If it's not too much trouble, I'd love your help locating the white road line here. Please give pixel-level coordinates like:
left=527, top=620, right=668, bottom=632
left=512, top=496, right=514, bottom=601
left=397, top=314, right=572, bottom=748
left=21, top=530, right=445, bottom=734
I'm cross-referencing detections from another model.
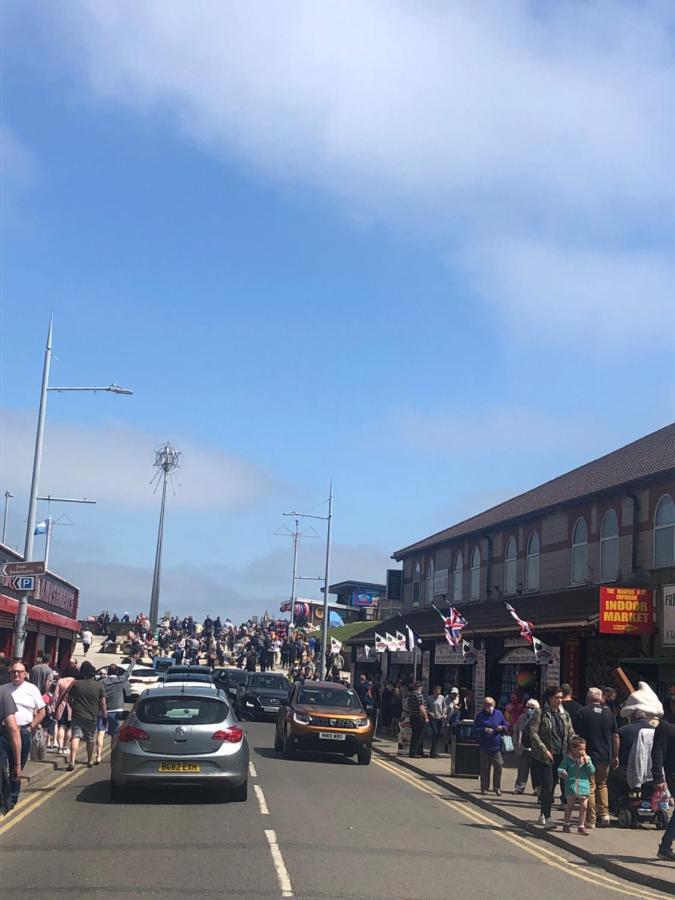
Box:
left=249, top=761, right=258, bottom=778
left=265, top=828, right=293, bottom=897
left=254, top=784, right=269, bottom=815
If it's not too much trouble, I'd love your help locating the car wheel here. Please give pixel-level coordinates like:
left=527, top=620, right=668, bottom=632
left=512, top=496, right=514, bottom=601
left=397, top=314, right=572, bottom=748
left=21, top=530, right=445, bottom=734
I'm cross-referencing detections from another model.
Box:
left=357, top=749, right=372, bottom=766
left=274, top=730, right=283, bottom=752
left=109, top=779, right=129, bottom=803
left=283, top=730, right=295, bottom=759
left=229, top=779, right=248, bottom=802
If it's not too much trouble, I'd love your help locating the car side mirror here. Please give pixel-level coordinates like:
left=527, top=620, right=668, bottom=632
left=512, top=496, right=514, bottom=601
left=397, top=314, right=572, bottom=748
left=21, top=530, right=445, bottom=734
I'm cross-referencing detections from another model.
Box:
left=116, top=711, right=130, bottom=721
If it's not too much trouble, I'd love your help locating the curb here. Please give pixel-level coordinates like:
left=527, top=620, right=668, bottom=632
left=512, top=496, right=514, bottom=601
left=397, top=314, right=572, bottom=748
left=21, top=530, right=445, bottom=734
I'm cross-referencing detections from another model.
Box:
left=373, top=746, right=674, bottom=895
left=22, top=756, right=65, bottom=790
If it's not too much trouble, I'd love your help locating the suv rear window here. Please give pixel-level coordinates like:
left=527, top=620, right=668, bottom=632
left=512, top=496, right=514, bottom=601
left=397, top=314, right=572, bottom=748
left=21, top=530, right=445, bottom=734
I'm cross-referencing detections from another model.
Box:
left=136, top=697, right=227, bottom=725
left=298, top=687, right=360, bottom=709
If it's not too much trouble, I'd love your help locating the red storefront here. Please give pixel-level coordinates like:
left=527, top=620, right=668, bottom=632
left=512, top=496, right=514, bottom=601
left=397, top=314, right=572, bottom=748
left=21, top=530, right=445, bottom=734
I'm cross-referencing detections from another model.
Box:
left=0, top=594, right=80, bottom=667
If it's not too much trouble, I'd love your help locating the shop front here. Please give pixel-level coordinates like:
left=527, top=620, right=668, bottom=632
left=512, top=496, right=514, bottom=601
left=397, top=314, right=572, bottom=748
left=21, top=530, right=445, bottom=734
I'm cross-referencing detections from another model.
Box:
left=0, top=594, right=79, bottom=665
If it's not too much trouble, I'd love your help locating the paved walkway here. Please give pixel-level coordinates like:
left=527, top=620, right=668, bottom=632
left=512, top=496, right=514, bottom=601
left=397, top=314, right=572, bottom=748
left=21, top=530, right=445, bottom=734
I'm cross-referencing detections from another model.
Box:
left=372, top=732, right=675, bottom=894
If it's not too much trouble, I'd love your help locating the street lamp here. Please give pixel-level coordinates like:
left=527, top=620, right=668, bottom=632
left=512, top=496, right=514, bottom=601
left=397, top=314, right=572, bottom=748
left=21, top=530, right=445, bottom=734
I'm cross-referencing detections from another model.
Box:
left=14, top=315, right=133, bottom=658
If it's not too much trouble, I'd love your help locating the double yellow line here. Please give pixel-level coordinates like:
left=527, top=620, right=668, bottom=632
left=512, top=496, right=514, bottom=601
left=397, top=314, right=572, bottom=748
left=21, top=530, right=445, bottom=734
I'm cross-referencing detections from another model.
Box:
left=373, top=758, right=666, bottom=900
left=0, top=748, right=111, bottom=838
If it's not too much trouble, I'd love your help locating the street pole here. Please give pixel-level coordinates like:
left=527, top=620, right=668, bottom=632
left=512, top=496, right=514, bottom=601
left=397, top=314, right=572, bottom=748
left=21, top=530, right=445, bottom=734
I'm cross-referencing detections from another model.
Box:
left=289, top=519, right=299, bottom=630
left=319, top=482, right=333, bottom=680
left=2, top=491, right=13, bottom=544
left=14, top=316, right=53, bottom=659
left=43, top=518, right=53, bottom=570
left=149, top=470, right=168, bottom=630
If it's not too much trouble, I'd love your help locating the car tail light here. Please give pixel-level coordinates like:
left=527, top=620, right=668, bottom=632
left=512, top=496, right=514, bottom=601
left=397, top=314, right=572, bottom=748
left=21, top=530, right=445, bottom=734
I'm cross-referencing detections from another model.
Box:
left=117, top=724, right=150, bottom=742
left=211, top=726, right=244, bottom=743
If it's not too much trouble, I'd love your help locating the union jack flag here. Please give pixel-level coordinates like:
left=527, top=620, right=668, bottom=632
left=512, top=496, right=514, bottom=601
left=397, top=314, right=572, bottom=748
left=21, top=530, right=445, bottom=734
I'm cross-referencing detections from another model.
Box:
left=505, top=603, right=535, bottom=644
left=433, top=605, right=467, bottom=648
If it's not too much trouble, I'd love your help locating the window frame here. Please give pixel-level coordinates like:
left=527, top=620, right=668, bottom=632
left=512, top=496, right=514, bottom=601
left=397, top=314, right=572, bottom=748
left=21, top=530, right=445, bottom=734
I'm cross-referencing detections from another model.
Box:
left=426, top=560, right=435, bottom=606
left=525, top=531, right=540, bottom=592
left=654, top=493, right=675, bottom=569
left=599, top=509, right=619, bottom=583
left=412, top=562, right=421, bottom=608
left=503, top=536, right=517, bottom=595
left=469, top=546, right=481, bottom=601
left=453, top=551, right=463, bottom=604
left=570, top=517, right=588, bottom=585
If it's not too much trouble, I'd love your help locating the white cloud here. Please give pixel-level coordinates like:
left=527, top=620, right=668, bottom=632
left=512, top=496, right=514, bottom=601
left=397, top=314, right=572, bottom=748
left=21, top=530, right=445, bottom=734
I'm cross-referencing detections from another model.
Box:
left=1, top=409, right=276, bottom=511
left=32, top=0, right=674, bottom=346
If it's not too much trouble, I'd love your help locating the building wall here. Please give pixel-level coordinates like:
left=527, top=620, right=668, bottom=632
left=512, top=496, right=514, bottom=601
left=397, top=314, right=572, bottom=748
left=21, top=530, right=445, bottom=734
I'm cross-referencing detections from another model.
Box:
left=401, top=476, right=675, bottom=612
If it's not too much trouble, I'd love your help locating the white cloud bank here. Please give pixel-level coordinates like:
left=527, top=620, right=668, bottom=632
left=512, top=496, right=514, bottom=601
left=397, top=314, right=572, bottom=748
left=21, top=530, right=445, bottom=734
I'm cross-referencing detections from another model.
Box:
left=32, top=0, right=675, bottom=346
left=1, top=409, right=275, bottom=511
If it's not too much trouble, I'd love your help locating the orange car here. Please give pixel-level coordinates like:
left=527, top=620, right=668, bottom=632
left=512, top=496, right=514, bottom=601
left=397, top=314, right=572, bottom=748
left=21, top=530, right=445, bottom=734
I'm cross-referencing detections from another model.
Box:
left=274, top=680, right=374, bottom=764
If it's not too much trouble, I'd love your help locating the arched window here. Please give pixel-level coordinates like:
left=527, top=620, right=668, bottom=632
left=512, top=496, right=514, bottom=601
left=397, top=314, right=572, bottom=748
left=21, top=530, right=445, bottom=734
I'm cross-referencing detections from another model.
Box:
left=412, top=562, right=421, bottom=608
left=453, top=552, right=463, bottom=604
left=654, top=494, right=675, bottom=568
left=571, top=517, right=588, bottom=585
left=469, top=546, right=481, bottom=601
left=426, top=560, right=435, bottom=606
left=600, top=509, right=619, bottom=582
left=525, top=532, right=540, bottom=592
left=504, top=537, right=517, bottom=595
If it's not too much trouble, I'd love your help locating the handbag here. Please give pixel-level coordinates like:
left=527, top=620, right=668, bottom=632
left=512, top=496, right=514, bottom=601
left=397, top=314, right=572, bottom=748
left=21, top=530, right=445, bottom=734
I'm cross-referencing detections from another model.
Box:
left=501, top=734, right=515, bottom=753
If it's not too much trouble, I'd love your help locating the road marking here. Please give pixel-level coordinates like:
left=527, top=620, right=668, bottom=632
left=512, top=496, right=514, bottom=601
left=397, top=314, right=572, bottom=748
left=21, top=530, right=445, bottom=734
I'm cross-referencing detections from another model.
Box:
left=372, top=759, right=665, bottom=900
left=249, top=761, right=258, bottom=778
left=0, top=748, right=111, bottom=837
left=254, top=783, right=269, bottom=815
left=265, top=828, right=293, bottom=897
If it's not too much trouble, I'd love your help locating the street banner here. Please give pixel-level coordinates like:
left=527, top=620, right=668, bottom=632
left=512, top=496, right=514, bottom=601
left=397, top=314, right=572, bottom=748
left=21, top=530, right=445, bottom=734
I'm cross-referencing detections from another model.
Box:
left=661, top=585, right=675, bottom=646
left=374, top=632, right=387, bottom=653
left=599, top=587, right=654, bottom=635
left=395, top=630, right=407, bottom=651
left=385, top=632, right=398, bottom=651
left=505, top=603, right=534, bottom=644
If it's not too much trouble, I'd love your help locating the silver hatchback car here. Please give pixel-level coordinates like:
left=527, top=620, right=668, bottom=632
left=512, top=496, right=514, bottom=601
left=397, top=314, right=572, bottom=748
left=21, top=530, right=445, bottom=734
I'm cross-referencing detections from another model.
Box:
left=110, top=685, right=248, bottom=802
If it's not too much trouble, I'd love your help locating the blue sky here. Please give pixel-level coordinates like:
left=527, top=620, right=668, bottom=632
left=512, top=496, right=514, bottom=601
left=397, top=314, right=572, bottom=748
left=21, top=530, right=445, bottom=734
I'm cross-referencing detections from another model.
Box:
left=1, top=1, right=673, bottom=620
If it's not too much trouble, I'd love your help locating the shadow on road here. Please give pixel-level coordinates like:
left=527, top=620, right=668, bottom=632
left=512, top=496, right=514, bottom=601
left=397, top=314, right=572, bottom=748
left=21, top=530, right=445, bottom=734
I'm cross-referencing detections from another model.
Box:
left=75, top=779, right=232, bottom=806
left=253, top=745, right=357, bottom=765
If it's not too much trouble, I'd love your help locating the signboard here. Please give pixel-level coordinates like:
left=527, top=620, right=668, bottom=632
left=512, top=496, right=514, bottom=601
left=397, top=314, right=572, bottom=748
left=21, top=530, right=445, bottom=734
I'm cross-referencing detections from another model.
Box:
left=421, top=650, right=430, bottom=694
left=0, top=561, right=46, bottom=577
left=433, top=568, right=449, bottom=596
left=544, top=647, right=561, bottom=687
left=563, top=639, right=581, bottom=698
left=12, top=576, right=35, bottom=591
left=352, top=591, right=379, bottom=607
left=599, top=587, right=654, bottom=635
left=32, top=577, right=78, bottom=616
left=663, top=584, right=675, bottom=647
left=474, top=649, right=486, bottom=709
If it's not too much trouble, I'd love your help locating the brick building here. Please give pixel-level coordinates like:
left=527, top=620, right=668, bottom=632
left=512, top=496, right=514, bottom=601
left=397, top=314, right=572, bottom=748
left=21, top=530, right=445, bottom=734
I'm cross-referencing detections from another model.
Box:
left=348, top=423, right=675, bottom=703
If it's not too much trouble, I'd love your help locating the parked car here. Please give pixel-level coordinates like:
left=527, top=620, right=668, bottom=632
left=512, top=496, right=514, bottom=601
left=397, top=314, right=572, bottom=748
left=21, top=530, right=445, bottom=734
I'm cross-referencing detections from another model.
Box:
left=274, top=681, right=373, bottom=764
left=235, top=672, right=290, bottom=720
left=110, top=685, right=248, bottom=802
left=97, top=665, right=163, bottom=702
left=212, top=668, right=248, bottom=706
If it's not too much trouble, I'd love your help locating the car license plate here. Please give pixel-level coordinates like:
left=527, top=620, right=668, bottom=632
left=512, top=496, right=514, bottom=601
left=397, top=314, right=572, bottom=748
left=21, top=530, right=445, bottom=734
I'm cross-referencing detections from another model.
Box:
left=263, top=707, right=278, bottom=713
left=158, top=763, right=201, bottom=772
left=318, top=732, right=346, bottom=741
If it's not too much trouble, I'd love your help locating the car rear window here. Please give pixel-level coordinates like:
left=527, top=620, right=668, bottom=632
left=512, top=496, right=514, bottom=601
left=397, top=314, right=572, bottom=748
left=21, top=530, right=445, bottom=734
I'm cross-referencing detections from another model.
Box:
left=136, top=697, right=226, bottom=725
left=164, top=673, right=212, bottom=683
left=298, top=687, right=360, bottom=708
left=221, top=670, right=247, bottom=684
left=131, top=669, right=159, bottom=678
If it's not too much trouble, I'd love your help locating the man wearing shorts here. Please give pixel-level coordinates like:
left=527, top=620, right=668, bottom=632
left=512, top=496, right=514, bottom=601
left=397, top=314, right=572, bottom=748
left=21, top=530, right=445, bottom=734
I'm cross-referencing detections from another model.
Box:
left=68, top=661, right=106, bottom=771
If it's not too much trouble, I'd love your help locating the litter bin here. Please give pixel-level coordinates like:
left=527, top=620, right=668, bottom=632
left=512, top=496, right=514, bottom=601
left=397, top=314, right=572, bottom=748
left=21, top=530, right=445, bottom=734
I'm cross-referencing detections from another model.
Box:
left=451, top=719, right=480, bottom=776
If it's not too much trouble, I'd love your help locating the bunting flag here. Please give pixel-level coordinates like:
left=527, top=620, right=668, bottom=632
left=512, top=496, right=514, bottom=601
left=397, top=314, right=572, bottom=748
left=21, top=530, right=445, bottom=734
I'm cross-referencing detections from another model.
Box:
left=405, top=624, right=422, bottom=652
left=330, top=637, right=343, bottom=654
left=385, top=632, right=398, bottom=651
left=395, top=630, right=407, bottom=652
left=433, top=604, right=467, bottom=648
left=364, top=644, right=372, bottom=659
left=532, top=636, right=554, bottom=665
left=374, top=632, right=387, bottom=653
left=505, top=603, right=535, bottom=644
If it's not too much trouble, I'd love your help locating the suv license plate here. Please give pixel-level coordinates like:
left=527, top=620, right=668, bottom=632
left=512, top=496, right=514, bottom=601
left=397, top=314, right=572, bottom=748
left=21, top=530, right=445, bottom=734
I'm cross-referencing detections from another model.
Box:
left=318, top=732, right=346, bottom=741
left=263, top=707, right=278, bottom=713
left=158, top=763, right=201, bottom=772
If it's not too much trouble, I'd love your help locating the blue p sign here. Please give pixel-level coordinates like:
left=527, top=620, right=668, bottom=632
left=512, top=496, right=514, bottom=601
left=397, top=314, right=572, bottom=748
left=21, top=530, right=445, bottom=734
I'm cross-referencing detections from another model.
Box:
left=19, top=576, right=35, bottom=590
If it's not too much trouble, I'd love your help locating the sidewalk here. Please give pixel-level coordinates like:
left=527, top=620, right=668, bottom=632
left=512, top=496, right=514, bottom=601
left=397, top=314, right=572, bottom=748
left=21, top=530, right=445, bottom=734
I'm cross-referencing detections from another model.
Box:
left=372, top=734, right=675, bottom=895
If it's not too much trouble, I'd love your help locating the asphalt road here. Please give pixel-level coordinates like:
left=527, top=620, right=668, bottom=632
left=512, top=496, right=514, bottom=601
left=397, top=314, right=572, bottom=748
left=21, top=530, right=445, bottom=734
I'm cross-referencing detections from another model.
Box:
left=1, top=720, right=670, bottom=900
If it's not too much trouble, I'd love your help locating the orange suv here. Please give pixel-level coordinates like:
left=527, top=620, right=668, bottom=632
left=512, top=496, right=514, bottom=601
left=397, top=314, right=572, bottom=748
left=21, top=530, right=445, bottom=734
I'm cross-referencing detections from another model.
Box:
left=274, top=681, right=374, bottom=765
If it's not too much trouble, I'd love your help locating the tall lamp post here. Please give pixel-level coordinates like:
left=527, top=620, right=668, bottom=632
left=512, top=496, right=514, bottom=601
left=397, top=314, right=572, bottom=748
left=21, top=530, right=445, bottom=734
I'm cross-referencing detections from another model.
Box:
left=149, top=442, right=181, bottom=629
left=13, top=316, right=133, bottom=659
left=284, top=482, right=333, bottom=678
left=2, top=491, right=14, bottom=544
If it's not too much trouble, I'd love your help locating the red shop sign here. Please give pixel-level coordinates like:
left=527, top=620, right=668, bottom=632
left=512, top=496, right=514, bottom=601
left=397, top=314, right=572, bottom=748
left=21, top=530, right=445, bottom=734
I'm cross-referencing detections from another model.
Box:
left=599, top=587, right=654, bottom=635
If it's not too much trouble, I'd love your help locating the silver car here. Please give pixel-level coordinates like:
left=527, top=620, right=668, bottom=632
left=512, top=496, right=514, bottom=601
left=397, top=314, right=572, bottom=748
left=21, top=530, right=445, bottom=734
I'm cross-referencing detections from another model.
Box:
left=110, top=685, right=248, bottom=802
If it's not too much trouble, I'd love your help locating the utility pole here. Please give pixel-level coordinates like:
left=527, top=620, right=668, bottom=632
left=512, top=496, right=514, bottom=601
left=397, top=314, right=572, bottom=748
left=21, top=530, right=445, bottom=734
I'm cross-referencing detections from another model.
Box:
left=276, top=518, right=319, bottom=629
left=2, top=491, right=13, bottom=544
left=149, top=443, right=181, bottom=629
left=35, top=496, right=97, bottom=570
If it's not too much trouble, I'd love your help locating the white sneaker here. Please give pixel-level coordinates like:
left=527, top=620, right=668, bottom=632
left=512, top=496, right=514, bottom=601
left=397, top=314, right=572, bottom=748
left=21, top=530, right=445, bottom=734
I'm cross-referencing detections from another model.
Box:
left=544, top=819, right=558, bottom=830
left=537, top=814, right=546, bottom=825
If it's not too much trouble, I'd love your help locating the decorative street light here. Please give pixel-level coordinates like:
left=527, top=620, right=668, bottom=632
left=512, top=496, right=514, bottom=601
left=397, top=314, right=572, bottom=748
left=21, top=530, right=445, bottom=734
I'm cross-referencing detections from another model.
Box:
left=148, top=442, right=181, bottom=628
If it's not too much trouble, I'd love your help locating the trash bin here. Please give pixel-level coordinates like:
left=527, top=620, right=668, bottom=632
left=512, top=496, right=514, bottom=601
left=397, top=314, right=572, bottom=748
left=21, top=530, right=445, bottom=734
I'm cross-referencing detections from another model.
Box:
left=451, top=719, right=481, bottom=776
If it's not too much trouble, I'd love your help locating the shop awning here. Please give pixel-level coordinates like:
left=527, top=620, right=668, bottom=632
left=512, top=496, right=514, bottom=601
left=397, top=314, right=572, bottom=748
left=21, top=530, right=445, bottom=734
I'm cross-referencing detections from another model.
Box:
left=346, top=586, right=600, bottom=645
left=0, top=594, right=80, bottom=632
left=619, top=657, right=675, bottom=666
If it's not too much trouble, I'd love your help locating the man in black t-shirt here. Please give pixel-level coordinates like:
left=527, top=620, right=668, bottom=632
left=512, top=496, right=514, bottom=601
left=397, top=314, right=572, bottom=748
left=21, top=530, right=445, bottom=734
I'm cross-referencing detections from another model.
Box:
left=573, top=687, right=619, bottom=828
left=67, top=662, right=106, bottom=771
left=561, top=684, right=582, bottom=720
